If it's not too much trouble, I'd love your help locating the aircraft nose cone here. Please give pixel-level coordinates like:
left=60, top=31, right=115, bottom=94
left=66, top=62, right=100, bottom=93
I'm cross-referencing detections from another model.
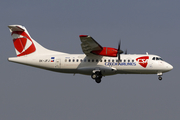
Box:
left=167, top=64, right=173, bottom=71
left=169, top=64, right=173, bottom=70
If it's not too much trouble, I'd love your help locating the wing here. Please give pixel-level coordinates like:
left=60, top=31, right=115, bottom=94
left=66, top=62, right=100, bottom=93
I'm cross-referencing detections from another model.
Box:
left=79, top=35, right=103, bottom=55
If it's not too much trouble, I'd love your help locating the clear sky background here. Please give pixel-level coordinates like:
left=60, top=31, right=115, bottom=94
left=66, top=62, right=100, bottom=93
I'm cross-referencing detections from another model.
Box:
left=0, top=0, right=179, bottom=120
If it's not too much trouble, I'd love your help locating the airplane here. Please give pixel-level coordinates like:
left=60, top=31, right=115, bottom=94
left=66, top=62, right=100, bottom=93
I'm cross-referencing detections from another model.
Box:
left=8, top=25, right=173, bottom=83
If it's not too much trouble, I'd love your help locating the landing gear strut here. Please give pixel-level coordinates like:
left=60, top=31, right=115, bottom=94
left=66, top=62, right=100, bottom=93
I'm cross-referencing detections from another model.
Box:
left=91, top=71, right=102, bottom=83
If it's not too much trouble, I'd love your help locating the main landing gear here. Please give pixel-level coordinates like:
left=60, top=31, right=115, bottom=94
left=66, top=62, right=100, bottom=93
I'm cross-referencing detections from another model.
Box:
left=91, top=71, right=102, bottom=83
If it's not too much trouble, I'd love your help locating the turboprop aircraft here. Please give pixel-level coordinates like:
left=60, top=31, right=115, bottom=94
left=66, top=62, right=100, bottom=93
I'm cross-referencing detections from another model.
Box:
left=8, top=25, right=173, bottom=83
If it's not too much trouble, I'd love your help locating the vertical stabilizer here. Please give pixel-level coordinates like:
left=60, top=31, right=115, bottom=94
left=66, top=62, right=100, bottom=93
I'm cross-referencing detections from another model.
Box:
left=8, top=25, right=63, bottom=57
left=8, top=25, right=37, bottom=56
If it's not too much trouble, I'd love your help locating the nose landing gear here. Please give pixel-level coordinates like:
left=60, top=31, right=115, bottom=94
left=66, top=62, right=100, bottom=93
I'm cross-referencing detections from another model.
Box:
left=157, top=72, right=163, bottom=81
left=158, top=76, right=162, bottom=80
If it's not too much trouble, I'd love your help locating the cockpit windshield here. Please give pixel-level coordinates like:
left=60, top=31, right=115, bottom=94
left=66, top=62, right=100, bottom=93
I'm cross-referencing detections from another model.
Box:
left=152, top=57, right=163, bottom=61
left=159, top=58, right=163, bottom=60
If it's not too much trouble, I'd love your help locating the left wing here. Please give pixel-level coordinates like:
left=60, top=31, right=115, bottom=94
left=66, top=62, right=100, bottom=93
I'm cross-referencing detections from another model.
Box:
left=79, top=35, right=103, bottom=55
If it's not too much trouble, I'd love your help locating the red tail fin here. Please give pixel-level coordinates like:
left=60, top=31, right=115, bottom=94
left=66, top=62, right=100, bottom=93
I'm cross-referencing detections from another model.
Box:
left=9, top=25, right=36, bottom=56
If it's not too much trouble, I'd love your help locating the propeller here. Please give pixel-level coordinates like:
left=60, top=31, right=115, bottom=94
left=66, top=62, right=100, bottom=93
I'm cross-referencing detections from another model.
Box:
left=117, top=40, right=124, bottom=63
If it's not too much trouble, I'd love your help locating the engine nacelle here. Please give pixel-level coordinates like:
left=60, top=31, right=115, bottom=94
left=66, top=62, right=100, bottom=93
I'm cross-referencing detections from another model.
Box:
left=91, top=47, right=118, bottom=57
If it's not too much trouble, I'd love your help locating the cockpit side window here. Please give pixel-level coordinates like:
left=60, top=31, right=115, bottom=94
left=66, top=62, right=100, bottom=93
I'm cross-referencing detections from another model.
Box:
left=156, top=57, right=159, bottom=60
left=152, top=57, right=155, bottom=60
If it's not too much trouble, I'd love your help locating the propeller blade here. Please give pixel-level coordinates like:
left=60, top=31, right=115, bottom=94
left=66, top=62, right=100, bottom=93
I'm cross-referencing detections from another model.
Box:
left=118, top=41, right=120, bottom=52
left=118, top=53, right=120, bottom=62
left=125, top=49, right=127, bottom=54
left=117, top=40, right=123, bottom=63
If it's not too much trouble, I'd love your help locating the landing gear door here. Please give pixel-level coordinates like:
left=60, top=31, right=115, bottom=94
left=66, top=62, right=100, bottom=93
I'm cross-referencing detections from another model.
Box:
left=55, top=59, right=61, bottom=68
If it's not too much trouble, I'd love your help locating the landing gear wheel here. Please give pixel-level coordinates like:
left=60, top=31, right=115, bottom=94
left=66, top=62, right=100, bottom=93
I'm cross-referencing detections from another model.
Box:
left=91, top=73, right=97, bottom=79
left=95, top=78, right=101, bottom=83
left=158, top=76, right=162, bottom=81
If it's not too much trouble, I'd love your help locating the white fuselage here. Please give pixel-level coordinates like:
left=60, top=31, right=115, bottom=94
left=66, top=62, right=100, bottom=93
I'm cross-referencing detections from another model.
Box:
left=8, top=53, right=173, bottom=76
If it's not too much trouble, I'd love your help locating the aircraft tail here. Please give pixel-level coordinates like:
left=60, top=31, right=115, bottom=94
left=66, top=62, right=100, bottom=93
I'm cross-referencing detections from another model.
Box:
left=8, top=25, right=61, bottom=57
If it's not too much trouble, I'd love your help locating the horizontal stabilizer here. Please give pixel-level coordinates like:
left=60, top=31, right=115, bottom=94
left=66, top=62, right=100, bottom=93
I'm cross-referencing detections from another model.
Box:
left=8, top=25, right=25, bottom=32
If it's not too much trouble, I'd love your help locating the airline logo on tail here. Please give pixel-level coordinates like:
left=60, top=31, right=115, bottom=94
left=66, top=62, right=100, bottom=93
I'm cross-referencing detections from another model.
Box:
left=12, top=31, right=36, bottom=56
left=136, top=56, right=149, bottom=68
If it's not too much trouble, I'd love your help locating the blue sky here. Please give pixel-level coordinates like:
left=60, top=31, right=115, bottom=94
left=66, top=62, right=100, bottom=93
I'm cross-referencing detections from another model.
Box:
left=0, top=0, right=179, bottom=120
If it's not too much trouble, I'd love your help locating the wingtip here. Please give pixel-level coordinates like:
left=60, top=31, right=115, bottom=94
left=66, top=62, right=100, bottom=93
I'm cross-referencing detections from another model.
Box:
left=79, top=35, right=88, bottom=37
